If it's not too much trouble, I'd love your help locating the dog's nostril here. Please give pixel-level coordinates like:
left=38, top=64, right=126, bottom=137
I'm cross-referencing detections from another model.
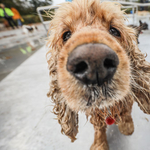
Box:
left=104, top=58, right=116, bottom=69
left=74, top=61, right=88, bottom=74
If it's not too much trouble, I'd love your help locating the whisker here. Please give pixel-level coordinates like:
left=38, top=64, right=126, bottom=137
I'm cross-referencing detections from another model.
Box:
left=105, top=82, right=108, bottom=100
left=87, top=94, right=92, bottom=106
left=85, top=79, right=116, bottom=106
left=102, top=84, right=105, bottom=97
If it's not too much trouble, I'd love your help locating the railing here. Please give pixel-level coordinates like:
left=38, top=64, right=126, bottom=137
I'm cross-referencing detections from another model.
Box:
left=122, top=5, right=137, bottom=24
left=37, top=1, right=150, bottom=32
left=37, top=5, right=58, bottom=32
left=107, top=1, right=150, bottom=25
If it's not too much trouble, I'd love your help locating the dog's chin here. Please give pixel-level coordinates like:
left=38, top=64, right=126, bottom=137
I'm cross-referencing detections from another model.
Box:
left=79, top=81, right=129, bottom=110
left=82, top=91, right=127, bottom=110
left=59, top=72, right=130, bottom=112
left=58, top=62, right=130, bottom=112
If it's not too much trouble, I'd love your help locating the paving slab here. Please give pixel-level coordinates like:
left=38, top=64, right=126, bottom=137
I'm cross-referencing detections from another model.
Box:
left=0, top=32, right=150, bottom=150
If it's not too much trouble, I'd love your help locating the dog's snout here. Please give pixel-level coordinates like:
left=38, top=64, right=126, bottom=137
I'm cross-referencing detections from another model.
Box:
left=67, top=43, right=119, bottom=86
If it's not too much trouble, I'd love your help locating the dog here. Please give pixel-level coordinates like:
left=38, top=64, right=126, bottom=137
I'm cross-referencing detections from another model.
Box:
left=47, top=0, right=150, bottom=149
left=22, top=25, right=38, bottom=34
left=128, top=20, right=149, bottom=44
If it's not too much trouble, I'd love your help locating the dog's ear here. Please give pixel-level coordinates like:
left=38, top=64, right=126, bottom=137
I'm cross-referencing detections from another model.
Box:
left=46, top=42, right=78, bottom=142
left=128, top=34, right=150, bottom=114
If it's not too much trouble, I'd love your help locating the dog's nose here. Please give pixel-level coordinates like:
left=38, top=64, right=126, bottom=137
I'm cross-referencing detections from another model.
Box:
left=67, top=43, right=119, bottom=86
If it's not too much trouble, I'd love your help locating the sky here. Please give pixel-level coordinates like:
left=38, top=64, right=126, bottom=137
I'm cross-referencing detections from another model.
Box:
left=53, top=0, right=66, bottom=5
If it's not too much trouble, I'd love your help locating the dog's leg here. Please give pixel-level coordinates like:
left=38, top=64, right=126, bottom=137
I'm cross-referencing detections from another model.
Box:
left=90, top=125, right=108, bottom=150
left=118, top=101, right=134, bottom=135
left=90, top=112, right=109, bottom=150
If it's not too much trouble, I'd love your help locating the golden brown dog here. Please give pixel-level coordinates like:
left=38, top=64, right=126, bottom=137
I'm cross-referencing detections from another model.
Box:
left=47, top=0, right=150, bottom=149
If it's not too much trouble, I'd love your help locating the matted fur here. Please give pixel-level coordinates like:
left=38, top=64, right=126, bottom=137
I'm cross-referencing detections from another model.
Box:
left=47, top=0, right=150, bottom=146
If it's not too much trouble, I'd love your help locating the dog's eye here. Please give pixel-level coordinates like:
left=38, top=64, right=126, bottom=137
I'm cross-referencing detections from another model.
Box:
left=62, top=31, right=71, bottom=42
left=109, top=27, right=120, bottom=37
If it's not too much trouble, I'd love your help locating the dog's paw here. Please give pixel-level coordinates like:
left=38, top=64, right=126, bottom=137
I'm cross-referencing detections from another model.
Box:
left=118, top=115, right=134, bottom=135
left=90, top=142, right=109, bottom=150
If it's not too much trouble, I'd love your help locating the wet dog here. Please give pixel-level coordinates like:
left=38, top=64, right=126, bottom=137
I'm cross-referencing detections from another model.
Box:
left=47, top=0, right=150, bottom=149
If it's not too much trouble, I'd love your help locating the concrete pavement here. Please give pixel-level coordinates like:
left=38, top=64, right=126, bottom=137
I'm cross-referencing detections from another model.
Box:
left=0, top=32, right=150, bottom=150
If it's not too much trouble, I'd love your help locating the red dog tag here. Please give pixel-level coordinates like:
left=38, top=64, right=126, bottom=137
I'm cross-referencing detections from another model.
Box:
left=106, top=116, right=115, bottom=125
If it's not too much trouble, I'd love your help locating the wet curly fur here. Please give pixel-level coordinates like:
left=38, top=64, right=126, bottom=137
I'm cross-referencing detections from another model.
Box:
left=47, top=0, right=150, bottom=149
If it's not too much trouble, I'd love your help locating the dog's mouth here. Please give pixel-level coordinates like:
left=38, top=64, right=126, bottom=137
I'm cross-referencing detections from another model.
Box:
left=83, top=79, right=116, bottom=106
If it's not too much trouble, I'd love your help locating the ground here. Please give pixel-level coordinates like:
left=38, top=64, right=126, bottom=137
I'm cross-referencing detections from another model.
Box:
left=0, top=24, right=46, bottom=81
left=0, top=30, right=150, bottom=150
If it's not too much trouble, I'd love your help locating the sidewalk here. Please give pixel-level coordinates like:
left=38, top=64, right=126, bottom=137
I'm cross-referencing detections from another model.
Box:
left=0, top=33, right=150, bottom=150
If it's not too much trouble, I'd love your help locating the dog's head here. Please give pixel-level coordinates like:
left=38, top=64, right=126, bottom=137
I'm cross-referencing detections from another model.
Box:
left=48, top=0, right=135, bottom=111
left=47, top=0, right=150, bottom=141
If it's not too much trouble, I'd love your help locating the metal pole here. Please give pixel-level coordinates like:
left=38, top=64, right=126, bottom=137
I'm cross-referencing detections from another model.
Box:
left=37, top=9, right=48, bottom=32
left=132, top=5, right=134, bottom=24
left=136, top=5, right=138, bottom=25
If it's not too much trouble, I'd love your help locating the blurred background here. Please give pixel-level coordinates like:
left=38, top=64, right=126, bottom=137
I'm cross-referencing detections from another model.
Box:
left=0, top=0, right=150, bottom=150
